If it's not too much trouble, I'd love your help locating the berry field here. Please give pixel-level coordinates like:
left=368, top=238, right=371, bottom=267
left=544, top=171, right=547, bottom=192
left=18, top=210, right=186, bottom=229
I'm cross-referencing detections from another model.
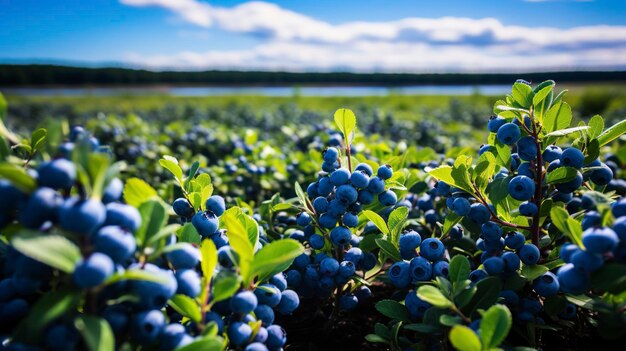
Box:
left=0, top=80, right=625, bottom=351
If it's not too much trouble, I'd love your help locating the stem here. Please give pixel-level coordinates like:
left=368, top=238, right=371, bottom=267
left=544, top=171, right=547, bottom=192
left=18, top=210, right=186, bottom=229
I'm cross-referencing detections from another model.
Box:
left=473, top=185, right=532, bottom=231
left=451, top=305, right=472, bottom=324
left=530, top=111, right=543, bottom=248
left=346, top=144, right=353, bottom=173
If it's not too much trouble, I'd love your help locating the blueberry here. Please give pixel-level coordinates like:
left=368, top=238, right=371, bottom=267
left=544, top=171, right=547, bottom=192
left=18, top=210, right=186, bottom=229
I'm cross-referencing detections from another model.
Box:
left=59, top=198, right=106, bottom=235
left=254, top=304, right=275, bottom=326
left=218, top=246, right=238, bottom=268
left=488, top=116, right=506, bottom=133
left=73, top=253, right=114, bottom=288
left=318, top=177, right=334, bottom=196
left=543, top=145, right=562, bottom=162
left=518, top=244, right=540, bottom=265
left=481, top=221, right=502, bottom=241
left=339, top=260, right=356, bottom=278
left=468, top=203, right=490, bottom=224
left=496, top=123, right=521, bottom=145
left=517, top=162, right=534, bottom=178
left=131, top=310, right=165, bottom=344
left=483, top=256, right=504, bottom=275
left=342, top=212, right=359, bottom=227
left=175, top=269, right=201, bottom=297
left=420, top=238, right=445, bottom=261
left=312, top=197, right=329, bottom=213
left=432, top=261, right=449, bottom=277
left=330, top=226, right=351, bottom=246
left=613, top=216, right=626, bottom=241
left=351, top=171, right=370, bottom=189
left=469, top=269, right=488, bottom=283
left=18, top=187, right=62, bottom=229
left=269, top=273, right=287, bottom=291
left=104, top=203, right=142, bottom=233
left=399, top=230, right=422, bottom=260
left=361, top=252, right=377, bottom=271
left=570, top=250, right=603, bottom=272
left=231, top=291, right=258, bottom=314
left=330, top=168, right=350, bottom=186
left=409, top=256, right=432, bottom=281
left=452, top=197, right=471, bottom=216
left=405, top=290, right=431, bottom=318
left=508, top=175, right=535, bottom=201
left=501, top=251, right=521, bottom=271
left=319, top=213, right=338, bottom=229
left=191, top=211, right=219, bottom=236
left=559, top=243, right=580, bottom=263
left=320, top=257, right=340, bottom=276
left=499, top=290, right=519, bottom=306
left=158, top=324, right=191, bottom=351
left=557, top=263, right=589, bottom=294
left=166, top=243, right=200, bottom=269
left=355, top=163, right=374, bottom=176
left=517, top=136, right=537, bottom=161
left=336, top=185, right=358, bottom=204
left=205, top=195, right=226, bottom=216
left=590, top=165, right=613, bottom=186
left=560, top=148, right=585, bottom=169
left=37, top=159, right=76, bottom=190
left=323, top=147, right=339, bottom=163
left=228, top=321, right=252, bottom=347
left=555, top=171, right=583, bottom=193
left=245, top=342, right=269, bottom=351
left=296, top=212, right=312, bottom=227
left=378, top=190, right=397, bottom=207
left=367, top=176, right=385, bottom=194
left=94, top=226, right=137, bottom=263
left=45, top=324, right=79, bottom=351
left=266, top=325, right=287, bottom=349
left=581, top=211, right=601, bottom=230
left=172, top=198, right=194, bottom=217
left=344, top=247, right=363, bottom=266
left=582, top=227, right=619, bottom=254
left=519, top=201, right=538, bottom=217
left=309, top=233, right=325, bottom=249
left=449, top=225, right=463, bottom=240
left=612, top=198, right=626, bottom=218
left=129, top=264, right=178, bottom=309
left=276, top=289, right=299, bottom=315
left=377, top=164, right=393, bottom=180
left=338, top=294, right=359, bottom=311
left=358, top=190, right=374, bottom=204
left=204, top=311, right=224, bottom=334
left=388, top=261, right=411, bottom=288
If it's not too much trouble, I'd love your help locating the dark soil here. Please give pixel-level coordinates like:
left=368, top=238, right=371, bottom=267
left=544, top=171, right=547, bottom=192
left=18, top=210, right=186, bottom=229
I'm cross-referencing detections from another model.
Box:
left=276, top=284, right=394, bottom=351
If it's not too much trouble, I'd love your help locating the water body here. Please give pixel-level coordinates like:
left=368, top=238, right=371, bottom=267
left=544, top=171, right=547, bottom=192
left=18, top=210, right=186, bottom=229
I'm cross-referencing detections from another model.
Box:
left=1, top=84, right=512, bottom=97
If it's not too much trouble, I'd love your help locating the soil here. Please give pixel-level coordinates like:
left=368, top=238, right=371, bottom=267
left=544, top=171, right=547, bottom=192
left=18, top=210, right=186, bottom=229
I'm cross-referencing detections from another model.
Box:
left=276, top=284, right=394, bottom=351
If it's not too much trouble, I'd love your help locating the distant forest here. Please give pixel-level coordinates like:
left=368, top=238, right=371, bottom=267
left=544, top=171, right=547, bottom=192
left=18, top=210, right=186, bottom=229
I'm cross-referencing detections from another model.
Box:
left=1, top=64, right=626, bottom=86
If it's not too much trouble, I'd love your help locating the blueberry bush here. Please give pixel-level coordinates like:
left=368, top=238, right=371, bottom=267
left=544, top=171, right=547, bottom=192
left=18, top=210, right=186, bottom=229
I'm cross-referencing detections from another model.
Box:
left=0, top=80, right=625, bottom=351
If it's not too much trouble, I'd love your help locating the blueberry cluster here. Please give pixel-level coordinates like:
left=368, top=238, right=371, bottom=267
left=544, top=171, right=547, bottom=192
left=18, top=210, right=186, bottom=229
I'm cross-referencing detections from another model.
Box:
left=557, top=199, right=626, bottom=294
left=388, top=232, right=448, bottom=289
left=282, top=249, right=373, bottom=311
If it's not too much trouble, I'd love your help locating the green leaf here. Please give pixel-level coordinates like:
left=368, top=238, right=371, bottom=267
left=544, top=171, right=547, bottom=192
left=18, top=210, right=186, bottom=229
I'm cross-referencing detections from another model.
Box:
left=544, top=126, right=589, bottom=138
left=75, top=315, right=115, bottom=351
left=0, top=162, right=37, bottom=193
left=136, top=200, right=168, bottom=247
left=521, top=264, right=549, bottom=281
left=375, top=238, right=402, bottom=261
left=334, top=108, right=357, bottom=146
left=443, top=212, right=463, bottom=236
left=428, top=166, right=455, bottom=185
left=388, top=206, right=408, bottom=244
left=294, top=181, right=307, bottom=207
left=169, top=295, right=201, bottom=323
left=145, top=224, right=182, bottom=247
left=365, top=334, right=389, bottom=344
left=201, top=239, right=218, bottom=280
left=512, top=82, right=534, bottom=108
left=375, top=299, right=410, bottom=322
left=474, top=152, right=497, bottom=192
left=417, top=285, right=452, bottom=309
left=30, top=128, right=47, bottom=153
left=597, top=119, right=626, bottom=147
left=211, top=271, right=241, bottom=303
left=462, top=277, right=502, bottom=317
left=546, top=166, right=579, bottom=184
left=587, top=115, right=604, bottom=140
left=221, top=207, right=255, bottom=283
left=532, top=80, right=555, bottom=122
left=449, top=325, right=482, bottom=351
left=550, top=207, right=583, bottom=247
left=160, top=156, right=184, bottom=185
left=12, top=233, right=81, bottom=273
left=449, top=255, right=471, bottom=284
left=13, top=288, right=81, bottom=343
left=105, top=268, right=170, bottom=285
left=363, top=210, right=390, bottom=236
left=174, top=337, right=224, bottom=351
left=543, top=101, right=572, bottom=133
left=589, top=263, right=626, bottom=294
left=250, top=239, right=304, bottom=283
left=178, top=222, right=201, bottom=245
left=440, top=314, right=462, bottom=327
left=200, top=185, right=215, bottom=212
left=494, top=140, right=512, bottom=169
left=123, top=178, right=158, bottom=207
left=479, top=304, right=512, bottom=349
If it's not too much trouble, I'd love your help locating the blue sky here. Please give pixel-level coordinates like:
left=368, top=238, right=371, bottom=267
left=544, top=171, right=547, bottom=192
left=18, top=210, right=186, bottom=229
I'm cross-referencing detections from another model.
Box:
left=1, top=0, right=625, bottom=72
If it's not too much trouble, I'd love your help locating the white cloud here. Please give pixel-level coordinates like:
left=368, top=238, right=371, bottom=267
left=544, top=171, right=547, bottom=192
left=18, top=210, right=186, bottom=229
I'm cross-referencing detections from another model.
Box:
left=120, top=0, right=626, bottom=72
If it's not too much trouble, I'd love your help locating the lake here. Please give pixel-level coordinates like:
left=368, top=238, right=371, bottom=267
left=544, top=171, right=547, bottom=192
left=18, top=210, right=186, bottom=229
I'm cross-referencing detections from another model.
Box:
left=1, top=85, right=513, bottom=97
